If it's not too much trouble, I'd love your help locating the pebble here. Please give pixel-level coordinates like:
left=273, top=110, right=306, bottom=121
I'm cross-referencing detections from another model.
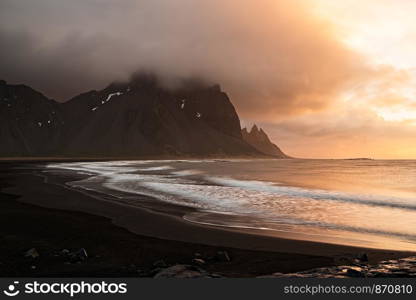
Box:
left=153, top=259, right=168, bottom=268
left=192, top=258, right=206, bottom=265
left=25, top=248, right=40, bottom=259
left=216, top=251, right=231, bottom=262
left=260, top=256, right=416, bottom=278
left=154, top=265, right=211, bottom=279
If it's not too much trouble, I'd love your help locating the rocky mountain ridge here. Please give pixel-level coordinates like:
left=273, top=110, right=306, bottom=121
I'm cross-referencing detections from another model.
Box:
left=242, top=125, right=288, bottom=158
left=0, top=76, right=288, bottom=158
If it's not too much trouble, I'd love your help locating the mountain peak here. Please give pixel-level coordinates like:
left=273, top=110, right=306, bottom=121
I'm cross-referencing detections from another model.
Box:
left=242, top=125, right=288, bottom=158
left=250, top=124, right=259, bottom=133
left=107, top=73, right=222, bottom=96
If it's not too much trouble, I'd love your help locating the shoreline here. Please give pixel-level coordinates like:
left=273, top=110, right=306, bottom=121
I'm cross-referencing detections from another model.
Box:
left=0, top=155, right=286, bottom=163
left=40, top=161, right=416, bottom=252
left=1, top=162, right=414, bottom=277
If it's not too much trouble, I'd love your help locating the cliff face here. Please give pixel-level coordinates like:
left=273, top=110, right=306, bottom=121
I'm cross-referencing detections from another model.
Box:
left=0, top=76, right=262, bottom=157
left=242, top=125, right=288, bottom=158
left=60, top=75, right=255, bottom=156
left=0, top=80, right=65, bottom=156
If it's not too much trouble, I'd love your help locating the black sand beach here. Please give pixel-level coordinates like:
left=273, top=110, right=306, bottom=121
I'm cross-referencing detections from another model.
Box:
left=0, top=161, right=414, bottom=277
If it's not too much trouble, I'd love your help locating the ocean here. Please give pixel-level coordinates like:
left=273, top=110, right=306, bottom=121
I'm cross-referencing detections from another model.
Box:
left=46, top=159, right=416, bottom=251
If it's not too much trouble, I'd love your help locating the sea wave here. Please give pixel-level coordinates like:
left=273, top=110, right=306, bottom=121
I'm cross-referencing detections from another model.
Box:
left=44, top=160, right=416, bottom=248
left=205, top=176, right=416, bottom=211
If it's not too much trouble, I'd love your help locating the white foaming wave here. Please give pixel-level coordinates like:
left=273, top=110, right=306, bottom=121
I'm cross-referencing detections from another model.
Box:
left=47, top=161, right=177, bottom=176
left=139, top=181, right=258, bottom=213
left=99, top=172, right=416, bottom=240
left=99, top=171, right=258, bottom=213
left=171, top=169, right=202, bottom=176
left=42, top=160, right=416, bottom=248
left=46, top=160, right=215, bottom=176
left=183, top=212, right=416, bottom=242
left=175, top=159, right=217, bottom=163
left=136, top=166, right=173, bottom=171
left=101, top=173, right=206, bottom=208
left=205, top=176, right=416, bottom=211
left=183, top=212, right=416, bottom=241
left=105, top=173, right=188, bottom=184
left=47, top=162, right=139, bottom=175
left=47, top=161, right=416, bottom=212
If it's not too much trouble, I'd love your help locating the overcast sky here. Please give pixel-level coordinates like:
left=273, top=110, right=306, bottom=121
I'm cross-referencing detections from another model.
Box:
left=1, top=0, right=416, bottom=158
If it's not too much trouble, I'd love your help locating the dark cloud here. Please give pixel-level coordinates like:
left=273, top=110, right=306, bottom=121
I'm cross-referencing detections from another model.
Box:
left=0, top=0, right=366, bottom=116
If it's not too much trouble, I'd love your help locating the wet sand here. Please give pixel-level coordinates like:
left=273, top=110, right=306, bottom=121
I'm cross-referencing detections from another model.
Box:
left=0, top=162, right=413, bottom=277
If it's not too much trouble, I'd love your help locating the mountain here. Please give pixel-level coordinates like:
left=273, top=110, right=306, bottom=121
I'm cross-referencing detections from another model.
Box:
left=1, top=75, right=287, bottom=158
left=59, top=74, right=257, bottom=157
left=242, top=125, right=288, bottom=158
left=0, top=80, right=65, bottom=156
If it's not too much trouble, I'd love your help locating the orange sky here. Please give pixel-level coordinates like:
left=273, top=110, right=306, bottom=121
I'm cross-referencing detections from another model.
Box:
left=245, top=0, right=416, bottom=159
